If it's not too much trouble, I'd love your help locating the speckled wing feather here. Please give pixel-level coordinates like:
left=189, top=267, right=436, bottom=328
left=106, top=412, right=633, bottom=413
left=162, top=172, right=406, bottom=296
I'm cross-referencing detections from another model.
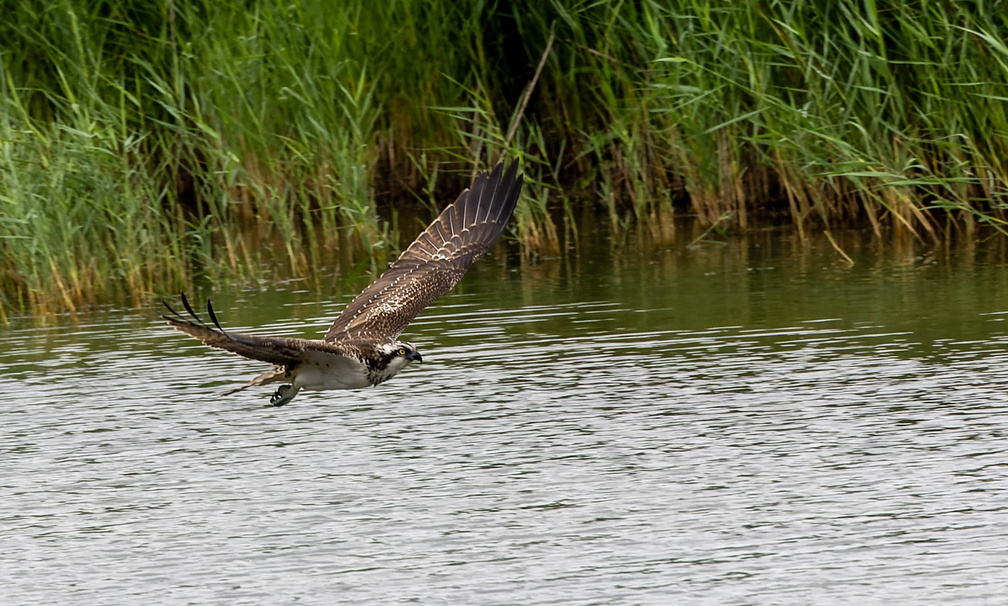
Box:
left=162, top=293, right=307, bottom=366
left=324, top=159, right=523, bottom=342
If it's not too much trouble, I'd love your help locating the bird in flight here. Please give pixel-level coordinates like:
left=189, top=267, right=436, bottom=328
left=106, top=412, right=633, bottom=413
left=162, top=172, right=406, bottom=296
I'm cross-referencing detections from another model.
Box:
left=163, top=159, right=522, bottom=406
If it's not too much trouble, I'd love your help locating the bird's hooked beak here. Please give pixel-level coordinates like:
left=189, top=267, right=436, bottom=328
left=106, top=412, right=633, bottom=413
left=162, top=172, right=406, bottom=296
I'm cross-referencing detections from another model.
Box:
left=407, top=351, right=423, bottom=363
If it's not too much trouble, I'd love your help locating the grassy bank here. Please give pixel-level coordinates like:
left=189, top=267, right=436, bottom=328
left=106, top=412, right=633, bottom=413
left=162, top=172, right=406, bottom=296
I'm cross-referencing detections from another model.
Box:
left=2, top=0, right=1007, bottom=320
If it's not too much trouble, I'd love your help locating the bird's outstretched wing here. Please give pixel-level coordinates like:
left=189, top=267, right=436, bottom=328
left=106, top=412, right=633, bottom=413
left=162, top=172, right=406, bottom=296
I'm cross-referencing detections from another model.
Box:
left=163, top=292, right=307, bottom=366
left=324, top=158, right=523, bottom=342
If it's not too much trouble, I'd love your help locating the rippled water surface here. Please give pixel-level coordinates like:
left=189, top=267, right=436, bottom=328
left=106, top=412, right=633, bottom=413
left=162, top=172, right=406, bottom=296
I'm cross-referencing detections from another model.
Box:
left=4, top=231, right=1008, bottom=604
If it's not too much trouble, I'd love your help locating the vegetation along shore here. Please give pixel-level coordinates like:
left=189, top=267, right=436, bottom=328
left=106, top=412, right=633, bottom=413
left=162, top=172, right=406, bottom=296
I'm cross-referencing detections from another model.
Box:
left=2, top=0, right=1007, bottom=321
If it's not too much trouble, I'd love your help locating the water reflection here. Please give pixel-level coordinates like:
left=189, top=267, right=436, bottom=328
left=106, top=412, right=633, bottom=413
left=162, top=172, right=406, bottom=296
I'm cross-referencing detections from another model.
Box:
left=2, top=229, right=1008, bottom=604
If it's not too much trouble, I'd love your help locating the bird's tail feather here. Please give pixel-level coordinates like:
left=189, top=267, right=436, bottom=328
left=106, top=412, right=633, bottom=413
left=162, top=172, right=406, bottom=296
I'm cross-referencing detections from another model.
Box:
left=221, top=367, right=289, bottom=396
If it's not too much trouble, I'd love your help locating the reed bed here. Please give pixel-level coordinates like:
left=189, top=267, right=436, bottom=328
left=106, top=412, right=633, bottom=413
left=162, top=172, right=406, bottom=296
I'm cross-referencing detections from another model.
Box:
left=2, top=0, right=1007, bottom=320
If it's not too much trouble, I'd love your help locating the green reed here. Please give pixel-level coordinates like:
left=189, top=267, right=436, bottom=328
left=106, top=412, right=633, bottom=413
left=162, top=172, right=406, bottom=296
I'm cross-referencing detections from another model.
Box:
left=2, top=0, right=1007, bottom=320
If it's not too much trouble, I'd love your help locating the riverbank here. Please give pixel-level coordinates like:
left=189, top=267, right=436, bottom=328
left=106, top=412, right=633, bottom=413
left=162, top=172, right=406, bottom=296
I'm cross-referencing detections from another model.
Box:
left=3, top=1, right=1007, bottom=320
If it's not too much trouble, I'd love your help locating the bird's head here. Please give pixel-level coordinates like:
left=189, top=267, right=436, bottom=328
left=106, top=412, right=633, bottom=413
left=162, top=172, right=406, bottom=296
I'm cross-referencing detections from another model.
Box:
left=380, top=341, right=423, bottom=370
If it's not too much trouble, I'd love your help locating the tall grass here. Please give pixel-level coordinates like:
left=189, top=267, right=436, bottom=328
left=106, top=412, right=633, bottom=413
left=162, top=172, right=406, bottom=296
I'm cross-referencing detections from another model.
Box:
left=2, top=0, right=1007, bottom=320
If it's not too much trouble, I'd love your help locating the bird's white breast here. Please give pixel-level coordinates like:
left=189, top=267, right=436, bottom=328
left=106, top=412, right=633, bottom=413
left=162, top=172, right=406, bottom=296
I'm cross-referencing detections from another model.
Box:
left=294, top=350, right=372, bottom=391
left=369, top=355, right=413, bottom=385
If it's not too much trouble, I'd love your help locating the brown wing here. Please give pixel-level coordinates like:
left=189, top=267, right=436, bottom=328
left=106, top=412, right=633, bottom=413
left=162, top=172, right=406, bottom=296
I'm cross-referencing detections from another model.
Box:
left=163, top=293, right=307, bottom=366
left=324, top=158, right=523, bottom=342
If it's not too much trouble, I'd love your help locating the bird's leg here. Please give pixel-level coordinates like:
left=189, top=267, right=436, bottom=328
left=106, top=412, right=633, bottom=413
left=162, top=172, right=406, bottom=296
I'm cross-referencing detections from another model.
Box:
left=270, top=384, right=299, bottom=407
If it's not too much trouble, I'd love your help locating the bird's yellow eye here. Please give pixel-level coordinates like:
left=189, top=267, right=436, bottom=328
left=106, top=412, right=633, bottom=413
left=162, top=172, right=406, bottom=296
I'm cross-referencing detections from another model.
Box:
left=398, top=348, right=407, bottom=356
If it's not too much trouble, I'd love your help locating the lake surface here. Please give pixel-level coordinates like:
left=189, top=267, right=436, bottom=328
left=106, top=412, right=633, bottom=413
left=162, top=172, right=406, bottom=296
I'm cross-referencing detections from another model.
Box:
left=3, top=227, right=1008, bottom=604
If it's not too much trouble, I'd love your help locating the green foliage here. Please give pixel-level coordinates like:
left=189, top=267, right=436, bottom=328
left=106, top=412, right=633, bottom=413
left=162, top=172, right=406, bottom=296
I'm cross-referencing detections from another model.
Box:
left=2, top=0, right=1007, bottom=319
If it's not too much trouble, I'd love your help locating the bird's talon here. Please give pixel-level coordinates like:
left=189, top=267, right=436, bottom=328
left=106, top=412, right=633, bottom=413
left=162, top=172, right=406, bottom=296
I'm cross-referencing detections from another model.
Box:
left=270, top=384, right=294, bottom=406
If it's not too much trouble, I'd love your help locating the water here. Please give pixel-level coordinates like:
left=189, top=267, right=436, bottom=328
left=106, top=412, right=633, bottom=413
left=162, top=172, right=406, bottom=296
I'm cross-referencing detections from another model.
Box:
left=3, top=229, right=1008, bottom=604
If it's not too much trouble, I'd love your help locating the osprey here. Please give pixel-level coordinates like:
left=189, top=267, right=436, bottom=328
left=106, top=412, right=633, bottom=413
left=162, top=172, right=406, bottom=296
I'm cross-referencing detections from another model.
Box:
left=163, top=159, right=522, bottom=406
